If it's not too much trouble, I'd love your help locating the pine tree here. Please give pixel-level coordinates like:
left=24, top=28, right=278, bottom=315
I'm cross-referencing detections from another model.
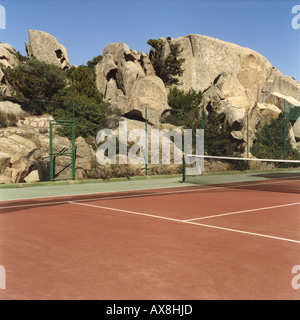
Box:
left=147, top=39, right=185, bottom=86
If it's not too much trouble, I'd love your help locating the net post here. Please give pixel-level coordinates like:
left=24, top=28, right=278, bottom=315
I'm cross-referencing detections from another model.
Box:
left=49, top=121, right=54, bottom=182
left=72, top=101, right=76, bottom=180
left=145, top=106, right=148, bottom=176
left=247, top=113, right=249, bottom=158
left=284, top=100, right=287, bottom=168
left=182, top=153, right=185, bottom=183
left=247, top=113, right=249, bottom=169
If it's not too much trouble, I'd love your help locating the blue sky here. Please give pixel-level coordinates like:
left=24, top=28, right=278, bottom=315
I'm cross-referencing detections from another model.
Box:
left=0, top=0, right=300, bottom=80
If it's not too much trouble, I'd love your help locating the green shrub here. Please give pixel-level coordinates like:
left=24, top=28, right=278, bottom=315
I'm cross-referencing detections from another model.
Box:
left=1, top=57, right=67, bottom=115
left=6, top=113, right=17, bottom=127
left=89, top=161, right=138, bottom=180
left=0, top=55, right=120, bottom=141
left=0, top=111, right=7, bottom=128
left=203, top=112, right=237, bottom=157
left=53, top=66, right=118, bottom=139
left=164, top=87, right=236, bottom=156
left=86, top=55, right=102, bottom=80
left=16, top=51, right=28, bottom=63
left=0, top=111, right=18, bottom=128
left=251, top=113, right=300, bottom=160
left=164, top=87, right=202, bottom=128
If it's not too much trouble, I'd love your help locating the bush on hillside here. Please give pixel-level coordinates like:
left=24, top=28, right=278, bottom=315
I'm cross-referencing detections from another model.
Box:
left=53, top=65, right=120, bottom=138
left=251, top=113, right=300, bottom=160
left=1, top=57, right=120, bottom=139
left=164, top=87, right=236, bottom=156
left=163, top=87, right=202, bottom=130
left=0, top=111, right=18, bottom=128
left=1, top=57, right=67, bottom=115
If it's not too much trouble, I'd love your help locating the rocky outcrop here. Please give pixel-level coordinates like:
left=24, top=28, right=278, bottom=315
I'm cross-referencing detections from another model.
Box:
left=17, top=115, right=53, bottom=129
left=74, top=136, right=96, bottom=180
left=151, top=34, right=300, bottom=150
left=0, top=43, right=20, bottom=68
left=0, top=43, right=20, bottom=96
left=151, top=35, right=274, bottom=93
left=0, top=120, right=96, bottom=184
left=0, top=101, right=25, bottom=117
left=95, top=42, right=168, bottom=127
left=0, top=130, right=40, bottom=184
left=1, top=32, right=300, bottom=185
left=25, top=30, right=71, bottom=69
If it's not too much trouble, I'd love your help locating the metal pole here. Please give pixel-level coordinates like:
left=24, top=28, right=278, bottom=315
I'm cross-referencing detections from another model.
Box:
left=49, top=121, right=53, bottom=181
left=182, top=153, right=186, bottom=183
left=72, top=102, right=76, bottom=180
left=247, top=113, right=249, bottom=169
left=145, top=106, right=148, bottom=176
left=284, top=100, right=287, bottom=167
left=247, top=114, right=249, bottom=158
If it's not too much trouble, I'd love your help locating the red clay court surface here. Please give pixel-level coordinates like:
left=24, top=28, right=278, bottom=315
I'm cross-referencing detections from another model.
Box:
left=0, top=179, right=300, bottom=300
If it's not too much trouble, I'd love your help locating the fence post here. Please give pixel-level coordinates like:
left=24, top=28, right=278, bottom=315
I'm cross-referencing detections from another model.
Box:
left=182, top=153, right=186, bottom=183
left=49, top=121, right=54, bottom=181
left=145, top=106, right=148, bottom=176
left=284, top=100, right=287, bottom=167
left=72, top=102, right=76, bottom=180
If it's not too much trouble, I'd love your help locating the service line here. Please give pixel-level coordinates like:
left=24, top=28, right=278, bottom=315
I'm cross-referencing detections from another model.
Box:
left=69, top=201, right=300, bottom=245
left=183, top=201, right=300, bottom=222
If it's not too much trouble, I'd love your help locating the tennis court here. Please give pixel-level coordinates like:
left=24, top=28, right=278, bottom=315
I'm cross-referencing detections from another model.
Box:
left=0, top=170, right=300, bottom=300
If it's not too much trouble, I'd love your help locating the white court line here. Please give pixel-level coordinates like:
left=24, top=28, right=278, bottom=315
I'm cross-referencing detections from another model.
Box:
left=183, top=201, right=300, bottom=222
left=0, top=177, right=298, bottom=210
left=68, top=201, right=183, bottom=223
left=69, top=201, right=300, bottom=245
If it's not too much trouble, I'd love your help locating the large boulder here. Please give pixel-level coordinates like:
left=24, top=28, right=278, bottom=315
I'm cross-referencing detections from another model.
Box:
left=0, top=132, right=40, bottom=183
left=152, top=34, right=300, bottom=151
left=0, top=152, right=12, bottom=184
left=0, top=43, right=20, bottom=96
left=24, top=170, right=40, bottom=183
left=25, top=30, right=71, bottom=69
left=0, top=43, right=20, bottom=68
left=75, top=136, right=96, bottom=179
left=0, top=122, right=98, bottom=184
left=0, top=101, right=25, bottom=118
left=0, top=152, right=11, bottom=174
left=151, top=35, right=274, bottom=94
left=95, top=42, right=167, bottom=127
left=261, top=71, right=300, bottom=103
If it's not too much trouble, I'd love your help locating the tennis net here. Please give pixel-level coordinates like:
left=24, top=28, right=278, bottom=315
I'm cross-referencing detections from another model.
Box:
left=182, top=154, right=300, bottom=194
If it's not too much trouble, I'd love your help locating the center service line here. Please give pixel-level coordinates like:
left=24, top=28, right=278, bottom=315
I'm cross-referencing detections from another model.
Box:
left=68, top=201, right=300, bottom=245
left=183, top=201, right=300, bottom=222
